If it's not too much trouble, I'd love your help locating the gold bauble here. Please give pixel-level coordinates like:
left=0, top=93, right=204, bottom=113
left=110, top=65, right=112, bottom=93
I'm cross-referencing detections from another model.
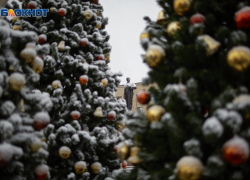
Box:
left=94, top=106, right=103, bottom=117
left=96, top=21, right=102, bottom=29
left=146, top=105, right=166, bottom=122
left=12, top=17, right=19, bottom=22
left=9, top=73, right=26, bottom=91
left=17, top=99, right=25, bottom=112
left=167, top=21, right=181, bottom=37
left=58, top=41, right=65, bottom=51
left=197, top=35, right=221, bottom=56
left=127, top=146, right=142, bottom=164
left=174, top=0, right=192, bottom=16
left=29, top=137, right=42, bottom=152
left=104, top=53, right=110, bottom=61
left=116, top=121, right=125, bottom=130
left=227, top=46, right=250, bottom=72
left=31, top=57, right=44, bottom=73
left=140, top=31, right=150, bottom=41
left=52, top=80, right=61, bottom=89
left=157, top=10, right=168, bottom=25
left=101, top=78, right=108, bottom=87
left=59, top=146, right=71, bottom=159
left=13, top=25, right=22, bottom=30
left=84, top=10, right=93, bottom=20
left=74, top=161, right=87, bottom=174
left=116, top=142, right=129, bottom=161
left=96, top=10, right=100, bottom=16
left=176, top=156, right=204, bottom=180
left=91, top=162, right=102, bottom=174
left=145, top=45, right=165, bottom=68
left=20, top=47, right=37, bottom=64
left=49, top=7, right=56, bottom=13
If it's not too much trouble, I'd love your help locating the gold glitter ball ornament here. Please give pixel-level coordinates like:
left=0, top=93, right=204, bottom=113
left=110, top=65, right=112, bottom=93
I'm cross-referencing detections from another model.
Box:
left=167, top=21, right=181, bottom=37
left=31, top=57, right=44, bottom=73
left=115, top=142, right=130, bottom=161
left=176, top=156, right=204, bottom=180
left=140, top=31, right=150, bottom=41
left=94, top=106, right=103, bottom=117
left=96, top=21, right=102, bottom=29
left=20, top=46, right=37, bottom=64
left=145, top=45, right=165, bottom=67
left=12, top=17, right=19, bottom=22
left=59, top=146, right=71, bottom=159
left=105, top=53, right=110, bottom=61
left=29, top=137, right=42, bottom=152
left=101, top=78, right=108, bottom=87
left=127, top=146, right=143, bottom=165
left=84, top=10, right=93, bottom=20
left=174, top=0, right=192, bottom=16
left=58, top=41, right=65, bottom=51
left=157, top=10, right=168, bottom=25
left=52, top=80, right=62, bottom=89
left=49, top=7, right=57, bottom=13
left=197, top=35, right=221, bottom=56
left=9, top=73, right=26, bottom=91
left=13, top=25, right=22, bottom=30
left=91, top=162, right=102, bottom=174
left=75, top=161, right=87, bottom=174
left=146, top=105, right=166, bottom=123
left=227, top=46, right=250, bottom=72
left=116, top=121, right=125, bottom=130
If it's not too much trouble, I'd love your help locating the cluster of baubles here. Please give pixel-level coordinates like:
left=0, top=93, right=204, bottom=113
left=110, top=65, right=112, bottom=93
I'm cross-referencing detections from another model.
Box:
left=140, top=0, right=250, bottom=73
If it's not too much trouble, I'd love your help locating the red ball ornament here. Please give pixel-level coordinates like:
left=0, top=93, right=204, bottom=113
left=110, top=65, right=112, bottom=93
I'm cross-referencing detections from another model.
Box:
left=122, top=162, right=126, bottom=169
left=79, top=75, right=88, bottom=85
left=58, top=8, right=66, bottom=16
left=222, top=135, right=249, bottom=165
left=137, top=90, right=151, bottom=105
left=34, top=112, right=50, bottom=130
left=190, top=13, right=206, bottom=25
left=97, top=55, right=104, bottom=60
left=80, top=38, right=88, bottom=47
left=28, top=1, right=37, bottom=10
left=93, top=0, right=98, bottom=4
left=235, top=6, right=250, bottom=30
left=38, top=34, right=47, bottom=44
left=71, top=110, right=80, bottom=120
left=34, top=164, right=49, bottom=180
left=107, top=111, right=116, bottom=121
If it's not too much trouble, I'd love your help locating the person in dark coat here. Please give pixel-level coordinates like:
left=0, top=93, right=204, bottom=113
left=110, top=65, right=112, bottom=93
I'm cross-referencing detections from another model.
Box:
left=124, top=77, right=137, bottom=110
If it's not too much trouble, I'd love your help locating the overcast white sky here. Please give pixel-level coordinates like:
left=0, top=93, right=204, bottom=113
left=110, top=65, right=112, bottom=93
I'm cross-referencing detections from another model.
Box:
left=101, top=0, right=161, bottom=85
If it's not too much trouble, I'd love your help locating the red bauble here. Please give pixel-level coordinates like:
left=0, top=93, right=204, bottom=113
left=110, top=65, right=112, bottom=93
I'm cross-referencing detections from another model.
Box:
left=79, top=75, right=88, bottom=85
left=34, top=164, right=49, bottom=180
left=222, top=136, right=249, bottom=165
left=235, top=6, right=250, bottom=30
left=190, top=13, right=206, bottom=25
left=122, top=162, right=126, bottom=169
left=97, top=55, right=104, bottom=60
left=80, top=38, right=88, bottom=47
left=107, top=111, right=116, bottom=121
left=114, top=146, right=117, bottom=154
left=58, top=8, right=66, bottom=16
left=71, top=110, right=80, bottom=120
left=137, top=90, right=151, bottom=105
left=38, top=34, right=47, bottom=44
left=23, top=4, right=27, bottom=8
left=93, top=0, right=98, bottom=4
left=34, top=112, right=50, bottom=130
left=28, top=1, right=37, bottom=10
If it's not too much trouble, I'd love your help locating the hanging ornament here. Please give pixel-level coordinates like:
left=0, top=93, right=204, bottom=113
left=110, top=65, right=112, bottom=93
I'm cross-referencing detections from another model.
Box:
left=190, top=13, right=206, bottom=25
left=145, top=45, right=165, bottom=67
left=104, top=53, right=110, bottom=61
left=227, top=46, right=250, bottom=72
left=140, top=31, right=150, bottom=41
left=12, top=17, right=19, bottom=22
left=146, top=105, right=166, bottom=123
left=28, top=1, right=37, bottom=10
left=107, top=110, right=116, bottom=121
left=84, top=10, right=93, bottom=20
left=17, top=99, right=25, bottom=112
left=49, top=7, right=57, bottom=13
left=115, top=142, right=130, bottom=161
left=20, top=45, right=37, bottom=63
left=197, top=35, right=221, bottom=56
left=0, top=144, right=13, bottom=167
left=137, top=90, right=151, bottom=105
left=52, top=80, right=62, bottom=89
left=157, top=10, right=168, bottom=25
left=34, top=164, right=49, bottom=180
left=235, top=6, right=250, bottom=30
left=233, top=94, right=250, bottom=105
left=176, top=156, right=204, bottom=180
left=58, top=41, right=65, bottom=51
left=127, top=146, right=143, bottom=165
left=13, top=25, right=23, bottom=30
left=96, top=21, right=102, bottom=29
left=9, top=73, right=26, bottom=91
left=173, top=0, right=192, bottom=16
left=75, top=161, right=87, bottom=174
left=94, top=107, right=103, bottom=117
left=33, top=112, right=50, bottom=130
left=70, top=110, right=80, bottom=120
left=58, top=8, right=66, bottom=16
left=222, top=135, right=249, bottom=165
left=38, top=34, right=47, bottom=44
left=31, top=57, right=44, bottom=74
left=59, top=146, right=71, bottom=159
left=167, top=21, right=181, bottom=37
left=97, top=55, right=104, bottom=60
left=79, top=75, right=88, bottom=85
left=80, top=38, right=88, bottom=47
left=29, top=137, right=42, bottom=152
left=116, top=121, right=125, bottom=130
left=93, top=0, right=98, bottom=4
left=96, top=10, right=100, bottom=16
left=91, top=162, right=102, bottom=174
left=122, top=162, right=126, bottom=169
left=101, top=78, right=108, bottom=87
